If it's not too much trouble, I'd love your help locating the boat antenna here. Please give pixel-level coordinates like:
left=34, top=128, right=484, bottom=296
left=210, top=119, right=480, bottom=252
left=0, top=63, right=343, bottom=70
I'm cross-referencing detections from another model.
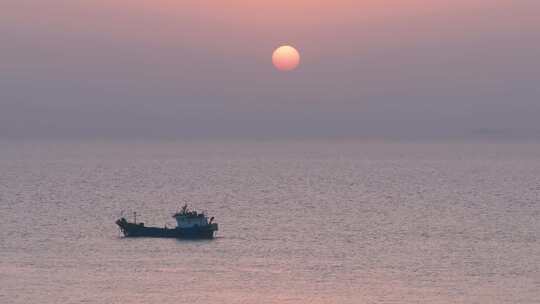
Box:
left=133, top=211, right=137, bottom=223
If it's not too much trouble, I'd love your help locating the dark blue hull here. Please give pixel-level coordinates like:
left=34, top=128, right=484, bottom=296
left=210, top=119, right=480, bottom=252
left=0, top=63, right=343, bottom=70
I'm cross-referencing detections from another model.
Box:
left=116, top=218, right=218, bottom=239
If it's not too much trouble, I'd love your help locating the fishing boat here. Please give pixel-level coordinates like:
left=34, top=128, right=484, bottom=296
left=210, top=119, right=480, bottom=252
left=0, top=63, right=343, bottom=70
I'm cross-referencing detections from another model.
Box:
left=116, top=205, right=218, bottom=239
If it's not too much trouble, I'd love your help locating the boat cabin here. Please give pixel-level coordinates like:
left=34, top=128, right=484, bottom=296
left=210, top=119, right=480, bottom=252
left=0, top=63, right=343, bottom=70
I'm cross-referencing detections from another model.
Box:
left=172, top=205, right=209, bottom=228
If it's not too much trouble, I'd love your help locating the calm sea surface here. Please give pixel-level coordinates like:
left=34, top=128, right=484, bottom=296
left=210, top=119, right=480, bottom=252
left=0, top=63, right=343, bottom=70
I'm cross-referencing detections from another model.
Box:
left=1, top=140, right=540, bottom=304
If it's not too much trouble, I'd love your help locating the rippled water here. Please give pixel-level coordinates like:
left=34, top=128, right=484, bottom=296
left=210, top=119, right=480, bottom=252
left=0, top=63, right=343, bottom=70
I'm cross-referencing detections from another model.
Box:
left=1, top=140, right=540, bottom=303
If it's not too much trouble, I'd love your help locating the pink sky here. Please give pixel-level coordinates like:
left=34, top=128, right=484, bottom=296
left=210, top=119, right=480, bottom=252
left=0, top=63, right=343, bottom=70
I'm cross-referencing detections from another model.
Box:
left=1, top=0, right=539, bottom=139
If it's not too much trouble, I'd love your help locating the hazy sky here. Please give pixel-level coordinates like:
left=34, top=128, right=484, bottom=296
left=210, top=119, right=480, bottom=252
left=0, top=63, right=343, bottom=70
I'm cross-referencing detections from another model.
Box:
left=1, top=0, right=539, bottom=139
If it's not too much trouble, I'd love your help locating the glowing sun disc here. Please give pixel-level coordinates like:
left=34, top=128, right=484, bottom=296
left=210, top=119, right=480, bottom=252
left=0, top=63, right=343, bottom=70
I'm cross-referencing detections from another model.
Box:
left=272, top=45, right=300, bottom=71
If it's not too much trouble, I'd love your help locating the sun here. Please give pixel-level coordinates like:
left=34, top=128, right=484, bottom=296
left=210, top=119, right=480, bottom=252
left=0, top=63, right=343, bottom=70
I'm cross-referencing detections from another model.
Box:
left=272, top=45, right=300, bottom=71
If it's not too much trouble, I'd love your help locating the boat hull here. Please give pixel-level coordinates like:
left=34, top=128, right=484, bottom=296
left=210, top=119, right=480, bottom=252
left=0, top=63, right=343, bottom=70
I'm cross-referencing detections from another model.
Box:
left=116, top=218, right=218, bottom=239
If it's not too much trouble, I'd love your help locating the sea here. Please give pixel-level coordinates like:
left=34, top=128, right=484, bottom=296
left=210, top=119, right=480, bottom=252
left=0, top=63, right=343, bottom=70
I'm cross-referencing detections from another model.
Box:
left=1, top=140, right=539, bottom=304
